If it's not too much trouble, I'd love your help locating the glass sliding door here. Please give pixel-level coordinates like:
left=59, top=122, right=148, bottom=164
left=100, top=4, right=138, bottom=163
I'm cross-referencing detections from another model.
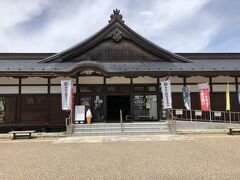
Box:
left=79, top=95, right=104, bottom=122
left=133, top=95, right=158, bottom=121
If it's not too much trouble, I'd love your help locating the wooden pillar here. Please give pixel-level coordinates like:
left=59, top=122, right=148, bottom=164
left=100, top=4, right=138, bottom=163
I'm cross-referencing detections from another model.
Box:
left=75, top=74, right=79, bottom=105
left=157, top=77, right=161, bottom=121
left=130, top=77, right=134, bottom=122
left=209, top=76, right=213, bottom=111
left=17, top=77, right=22, bottom=123
left=209, top=77, right=213, bottom=92
left=47, top=77, right=51, bottom=123
left=103, top=77, right=107, bottom=122
left=235, top=76, right=238, bottom=92
left=183, top=77, right=187, bottom=86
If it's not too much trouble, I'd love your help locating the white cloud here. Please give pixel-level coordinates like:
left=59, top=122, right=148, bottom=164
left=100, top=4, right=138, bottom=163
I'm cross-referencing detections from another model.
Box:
left=0, top=0, right=52, bottom=51
left=0, top=0, right=237, bottom=53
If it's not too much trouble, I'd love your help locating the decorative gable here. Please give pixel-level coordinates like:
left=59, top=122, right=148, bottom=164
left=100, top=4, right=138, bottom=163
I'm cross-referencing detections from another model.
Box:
left=41, top=9, right=190, bottom=63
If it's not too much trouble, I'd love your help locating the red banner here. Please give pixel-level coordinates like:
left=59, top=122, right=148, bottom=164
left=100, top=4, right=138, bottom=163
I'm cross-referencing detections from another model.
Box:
left=198, top=83, right=210, bottom=111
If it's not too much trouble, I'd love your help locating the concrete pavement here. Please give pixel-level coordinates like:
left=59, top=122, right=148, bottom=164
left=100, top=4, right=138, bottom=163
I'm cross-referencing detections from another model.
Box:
left=0, top=135, right=240, bottom=180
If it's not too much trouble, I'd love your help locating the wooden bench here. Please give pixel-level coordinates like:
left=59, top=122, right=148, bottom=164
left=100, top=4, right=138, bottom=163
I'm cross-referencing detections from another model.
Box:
left=227, top=127, right=240, bottom=135
left=9, top=130, right=36, bottom=139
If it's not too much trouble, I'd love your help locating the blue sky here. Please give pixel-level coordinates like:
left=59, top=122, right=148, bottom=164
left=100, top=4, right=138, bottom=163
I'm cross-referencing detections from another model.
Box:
left=0, top=0, right=239, bottom=53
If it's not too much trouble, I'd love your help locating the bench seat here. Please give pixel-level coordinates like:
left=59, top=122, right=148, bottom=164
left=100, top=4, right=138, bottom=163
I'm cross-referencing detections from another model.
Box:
left=227, top=127, right=240, bottom=135
left=9, top=130, right=36, bottom=139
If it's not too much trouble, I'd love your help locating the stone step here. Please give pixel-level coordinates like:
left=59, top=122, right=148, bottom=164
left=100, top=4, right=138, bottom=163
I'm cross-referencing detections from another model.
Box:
left=74, top=126, right=169, bottom=132
left=74, top=122, right=167, bottom=127
left=73, top=130, right=170, bottom=136
left=74, top=129, right=169, bottom=134
left=73, top=128, right=170, bottom=133
left=73, top=131, right=121, bottom=136
left=74, top=125, right=168, bottom=129
left=72, top=122, right=170, bottom=136
left=123, top=131, right=170, bottom=135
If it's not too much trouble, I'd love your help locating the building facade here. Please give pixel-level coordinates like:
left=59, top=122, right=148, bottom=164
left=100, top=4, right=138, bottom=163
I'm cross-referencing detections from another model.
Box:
left=0, top=9, right=240, bottom=131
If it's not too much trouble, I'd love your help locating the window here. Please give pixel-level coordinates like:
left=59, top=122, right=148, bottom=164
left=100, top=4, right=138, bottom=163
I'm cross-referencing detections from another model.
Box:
left=133, top=95, right=158, bottom=121
left=79, top=86, right=103, bottom=93
left=106, top=85, right=130, bottom=92
left=23, top=96, right=47, bottom=105
left=133, top=85, right=157, bottom=92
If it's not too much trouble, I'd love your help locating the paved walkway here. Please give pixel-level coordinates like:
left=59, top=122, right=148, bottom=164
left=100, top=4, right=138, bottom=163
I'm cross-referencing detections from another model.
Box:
left=54, top=135, right=196, bottom=144
left=0, top=135, right=240, bottom=180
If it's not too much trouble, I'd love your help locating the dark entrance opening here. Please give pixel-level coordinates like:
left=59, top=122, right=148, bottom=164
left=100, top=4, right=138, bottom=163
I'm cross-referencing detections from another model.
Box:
left=107, top=96, right=131, bottom=122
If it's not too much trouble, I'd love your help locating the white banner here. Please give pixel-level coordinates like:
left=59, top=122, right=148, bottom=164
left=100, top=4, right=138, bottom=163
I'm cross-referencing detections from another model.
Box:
left=161, top=80, right=172, bottom=109
left=61, top=80, right=73, bottom=111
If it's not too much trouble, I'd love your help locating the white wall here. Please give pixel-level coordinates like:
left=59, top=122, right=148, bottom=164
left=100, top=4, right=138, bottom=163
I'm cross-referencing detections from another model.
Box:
left=0, top=86, right=18, bottom=94
left=22, top=77, right=48, bottom=84
left=186, top=76, right=209, bottom=83
left=21, top=86, right=48, bottom=94
left=51, top=77, right=76, bottom=84
left=50, top=86, right=76, bottom=94
left=0, top=77, right=19, bottom=84
left=78, top=76, right=104, bottom=84
left=187, top=85, right=199, bottom=92
left=171, top=85, right=184, bottom=92
left=212, top=84, right=236, bottom=92
left=106, top=77, right=130, bottom=84
left=133, top=76, right=157, bottom=84
left=212, top=76, right=235, bottom=83
left=159, top=76, right=183, bottom=83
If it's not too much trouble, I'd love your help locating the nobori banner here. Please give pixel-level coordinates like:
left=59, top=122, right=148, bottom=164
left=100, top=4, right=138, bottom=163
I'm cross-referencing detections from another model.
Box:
left=61, top=80, right=73, bottom=111
left=182, top=86, right=191, bottom=110
left=161, top=80, right=172, bottom=109
left=198, top=83, right=210, bottom=111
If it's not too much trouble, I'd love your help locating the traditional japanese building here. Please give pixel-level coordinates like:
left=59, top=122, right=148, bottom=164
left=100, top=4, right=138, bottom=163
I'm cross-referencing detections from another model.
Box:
left=0, top=9, right=240, bottom=132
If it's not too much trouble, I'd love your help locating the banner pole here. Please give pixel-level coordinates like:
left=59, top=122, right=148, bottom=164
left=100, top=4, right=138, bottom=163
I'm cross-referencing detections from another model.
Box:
left=209, top=110, right=212, bottom=122
left=229, top=110, right=231, bottom=123
left=190, top=109, right=193, bottom=122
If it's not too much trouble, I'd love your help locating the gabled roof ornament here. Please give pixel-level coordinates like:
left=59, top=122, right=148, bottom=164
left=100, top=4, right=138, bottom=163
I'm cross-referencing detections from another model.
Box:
left=109, top=9, right=124, bottom=23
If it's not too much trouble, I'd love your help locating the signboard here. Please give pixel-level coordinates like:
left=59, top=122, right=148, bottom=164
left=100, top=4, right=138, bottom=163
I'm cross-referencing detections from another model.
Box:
left=134, top=96, right=145, bottom=106
left=161, top=80, right=172, bottom=109
left=75, top=105, right=85, bottom=123
left=195, top=110, right=202, bottom=116
left=175, top=109, right=183, bottom=115
left=198, top=83, right=210, bottom=111
left=61, top=80, right=73, bottom=111
left=214, top=111, right=221, bottom=117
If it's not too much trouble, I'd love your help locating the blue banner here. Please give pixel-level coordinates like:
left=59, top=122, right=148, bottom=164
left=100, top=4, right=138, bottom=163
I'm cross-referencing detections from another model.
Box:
left=182, top=86, right=191, bottom=110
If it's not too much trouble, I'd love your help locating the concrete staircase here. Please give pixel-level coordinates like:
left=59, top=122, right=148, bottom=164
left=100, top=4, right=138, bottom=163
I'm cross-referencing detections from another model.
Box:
left=72, top=122, right=170, bottom=136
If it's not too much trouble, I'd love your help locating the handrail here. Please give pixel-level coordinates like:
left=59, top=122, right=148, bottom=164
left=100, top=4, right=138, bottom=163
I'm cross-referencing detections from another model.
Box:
left=65, top=111, right=73, bottom=126
left=170, top=109, right=240, bottom=124
left=120, top=109, right=123, bottom=133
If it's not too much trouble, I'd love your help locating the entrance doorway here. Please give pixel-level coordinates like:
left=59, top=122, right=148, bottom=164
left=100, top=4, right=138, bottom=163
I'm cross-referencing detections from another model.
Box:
left=107, top=96, right=131, bottom=122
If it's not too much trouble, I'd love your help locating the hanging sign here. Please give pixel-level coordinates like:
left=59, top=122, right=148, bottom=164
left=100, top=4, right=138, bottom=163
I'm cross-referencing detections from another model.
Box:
left=198, top=83, right=210, bottom=111
left=182, top=86, right=191, bottom=110
left=61, top=80, right=73, bottom=111
left=161, top=80, right=172, bottom=109
left=134, top=96, right=145, bottom=106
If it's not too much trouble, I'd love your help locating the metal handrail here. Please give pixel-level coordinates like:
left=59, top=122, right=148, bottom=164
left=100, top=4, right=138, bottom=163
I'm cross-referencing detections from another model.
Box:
left=170, top=109, right=240, bottom=123
left=120, top=109, right=123, bottom=133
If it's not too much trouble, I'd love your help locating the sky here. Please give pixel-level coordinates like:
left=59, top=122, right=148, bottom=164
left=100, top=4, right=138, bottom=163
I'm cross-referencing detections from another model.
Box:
left=0, top=0, right=240, bottom=53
